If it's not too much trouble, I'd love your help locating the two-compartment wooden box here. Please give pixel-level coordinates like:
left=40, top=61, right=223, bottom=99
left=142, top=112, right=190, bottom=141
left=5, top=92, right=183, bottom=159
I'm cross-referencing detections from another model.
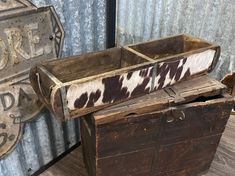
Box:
left=81, top=75, right=234, bottom=176
left=30, top=34, right=220, bottom=120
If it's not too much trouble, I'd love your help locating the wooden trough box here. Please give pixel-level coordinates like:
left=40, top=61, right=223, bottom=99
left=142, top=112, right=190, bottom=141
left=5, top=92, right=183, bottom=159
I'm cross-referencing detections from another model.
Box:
left=30, top=34, right=220, bottom=120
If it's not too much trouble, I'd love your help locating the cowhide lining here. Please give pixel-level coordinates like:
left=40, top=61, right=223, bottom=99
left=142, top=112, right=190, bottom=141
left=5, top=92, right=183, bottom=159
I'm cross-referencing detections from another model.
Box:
left=66, top=49, right=215, bottom=111
left=154, top=49, right=216, bottom=90
left=67, top=67, right=153, bottom=110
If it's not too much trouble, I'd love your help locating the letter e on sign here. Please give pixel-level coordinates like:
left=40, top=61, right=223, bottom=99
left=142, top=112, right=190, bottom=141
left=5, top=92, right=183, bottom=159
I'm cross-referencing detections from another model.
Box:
left=0, top=1, right=64, bottom=158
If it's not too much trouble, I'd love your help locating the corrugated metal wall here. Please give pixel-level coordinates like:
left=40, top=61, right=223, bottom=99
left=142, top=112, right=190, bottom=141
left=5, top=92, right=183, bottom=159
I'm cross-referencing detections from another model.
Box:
left=0, top=0, right=106, bottom=176
left=117, top=0, right=235, bottom=79
left=1, top=0, right=234, bottom=175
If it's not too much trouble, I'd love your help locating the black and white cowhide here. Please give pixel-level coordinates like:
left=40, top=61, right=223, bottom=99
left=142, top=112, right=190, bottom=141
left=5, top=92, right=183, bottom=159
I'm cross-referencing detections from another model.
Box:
left=67, top=66, right=153, bottom=110
left=66, top=49, right=215, bottom=111
left=154, top=49, right=216, bottom=90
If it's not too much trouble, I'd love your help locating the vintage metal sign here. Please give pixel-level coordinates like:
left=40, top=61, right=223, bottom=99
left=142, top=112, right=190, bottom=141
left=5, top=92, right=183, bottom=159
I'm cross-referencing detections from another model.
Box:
left=0, top=0, right=64, bottom=158
left=0, top=0, right=36, bottom=16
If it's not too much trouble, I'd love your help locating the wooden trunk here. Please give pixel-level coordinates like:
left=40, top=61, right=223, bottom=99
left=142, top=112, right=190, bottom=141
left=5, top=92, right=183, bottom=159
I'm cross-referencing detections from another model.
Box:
left=81, top=75, right=234, bottom=176
left=221, top=72, right=235, bottom=115
left=29, top=34, right=220, bottom=120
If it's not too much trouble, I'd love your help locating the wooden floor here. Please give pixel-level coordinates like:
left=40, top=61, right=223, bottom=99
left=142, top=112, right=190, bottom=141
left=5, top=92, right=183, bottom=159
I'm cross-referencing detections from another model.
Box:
left=40, top=115, right=235, bottom=176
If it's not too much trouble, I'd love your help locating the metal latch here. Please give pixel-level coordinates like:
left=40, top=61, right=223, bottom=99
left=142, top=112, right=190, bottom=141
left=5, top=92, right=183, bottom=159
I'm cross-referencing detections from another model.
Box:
left=164, top=87, right=186, bottom=104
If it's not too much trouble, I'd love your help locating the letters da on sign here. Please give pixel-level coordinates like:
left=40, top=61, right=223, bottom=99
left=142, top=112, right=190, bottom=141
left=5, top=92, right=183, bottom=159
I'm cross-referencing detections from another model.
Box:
left=0, top=76, right=43, bottom=123
left=0, top=4, right=64, bottom=158
left=0, top=77, right=38, bottom=157
left=0, top=22, right=53, bottom=70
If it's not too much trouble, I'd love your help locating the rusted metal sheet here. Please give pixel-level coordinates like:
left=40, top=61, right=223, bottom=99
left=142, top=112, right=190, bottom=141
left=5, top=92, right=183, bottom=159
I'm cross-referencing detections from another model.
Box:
left=116, top=0, right=235, bottom=80
left=0, top=6, right=64, bottom=79
left=0, top=0, right=64, bottom=158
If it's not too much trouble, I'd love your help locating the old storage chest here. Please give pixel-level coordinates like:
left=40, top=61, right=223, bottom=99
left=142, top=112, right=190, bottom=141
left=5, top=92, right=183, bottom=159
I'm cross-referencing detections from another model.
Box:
left=81, top=75, right=234, bottom=176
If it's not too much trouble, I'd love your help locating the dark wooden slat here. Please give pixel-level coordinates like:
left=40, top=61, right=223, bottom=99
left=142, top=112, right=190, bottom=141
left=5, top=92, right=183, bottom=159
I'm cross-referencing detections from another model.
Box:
left=203, top=115, right=235, bottom=176
left=39, top=116, right=235, bottom=176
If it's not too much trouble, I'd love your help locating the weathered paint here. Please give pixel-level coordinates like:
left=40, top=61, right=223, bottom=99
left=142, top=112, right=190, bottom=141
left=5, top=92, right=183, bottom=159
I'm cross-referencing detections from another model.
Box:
left=0, top=0, right=106, bottom=175
left=0, top=74, right=41, bottom=159
left=0, top=0, right=35, bottom=15
left=0, top=6, right=64, bottom=79
left=0, top=3, right=64, bottom=159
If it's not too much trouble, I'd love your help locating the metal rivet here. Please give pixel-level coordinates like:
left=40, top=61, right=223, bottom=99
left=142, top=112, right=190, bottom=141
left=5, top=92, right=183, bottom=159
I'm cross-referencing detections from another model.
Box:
left=8, top=134, right=15, bottom=141
left=49, top=35, right=54, bottom=40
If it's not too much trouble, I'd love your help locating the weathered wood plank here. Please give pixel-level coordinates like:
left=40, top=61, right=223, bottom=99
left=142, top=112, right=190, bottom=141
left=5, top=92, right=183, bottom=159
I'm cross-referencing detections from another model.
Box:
left=203, top=115, right=235, bottom=176
left=94, top=75, right=226, bottom=125
left=39, top=116, right=235, bottom=176
left=80, top=77, right=233, bottom=175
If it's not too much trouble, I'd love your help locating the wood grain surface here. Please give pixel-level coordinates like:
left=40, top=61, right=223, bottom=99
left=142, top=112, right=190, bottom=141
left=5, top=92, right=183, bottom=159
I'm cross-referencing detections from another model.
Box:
left=203, top=115, right=235, bottom=176
left=40, top=115, right=235, bottom=176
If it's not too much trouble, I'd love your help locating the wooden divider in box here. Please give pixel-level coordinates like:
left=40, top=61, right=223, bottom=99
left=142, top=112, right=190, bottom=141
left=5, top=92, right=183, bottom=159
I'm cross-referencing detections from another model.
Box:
left=30, top=47, right=152, bottom=120
left=30, top=34, right=220, bottom=120
left=81, top=75, right=234, bottom=176
left=126, top=34, right=220, bottom=91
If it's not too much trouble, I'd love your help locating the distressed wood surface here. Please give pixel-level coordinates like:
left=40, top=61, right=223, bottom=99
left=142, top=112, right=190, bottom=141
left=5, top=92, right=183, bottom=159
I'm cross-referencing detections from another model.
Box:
left=84, top=98, right=233, bottom=176
left=39, top=115, right=235, bottom=176
left=203, top=115, right=235, bottom=176
left=94, top=75, right=226, bottom=124
left=39, top=76, right=234, bottom=176
left=221, top=72, right=235, bottom=115
left=30, top=34, right=220, bottom=120
left=80, top=75, right=233, bottom=176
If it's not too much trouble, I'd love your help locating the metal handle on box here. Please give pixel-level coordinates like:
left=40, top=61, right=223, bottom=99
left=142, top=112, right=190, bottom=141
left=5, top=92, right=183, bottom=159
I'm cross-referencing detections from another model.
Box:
left=164, top=87, right=186, bottom=104
left=166, top=109, right=186, bottom=123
